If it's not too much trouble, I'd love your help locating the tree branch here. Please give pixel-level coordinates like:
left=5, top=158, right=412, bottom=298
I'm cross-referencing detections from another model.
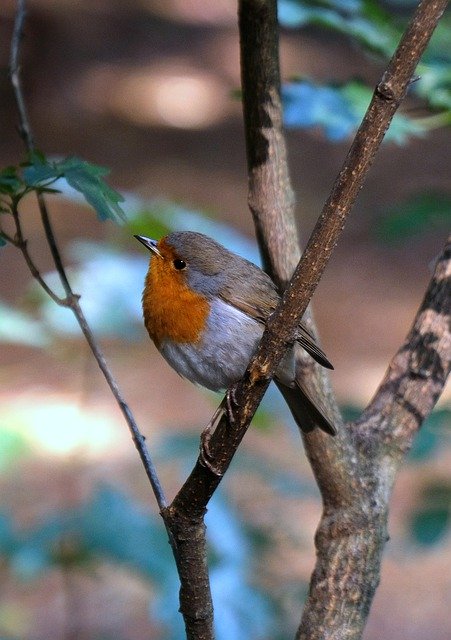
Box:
left=8, top=199, right=67, bottom=305
left=240, top=0, right=298, bottom=286
left=9, top=0, right=167, bottom=513
left=10, top=0, right=35, bottom=151
left=292, top=0, right=449, bottom=503
left=297, top=235, right=450, bottom=640
left=358, top=234, right=451, bottom=453
left=161, top=1, right=449, bottom=638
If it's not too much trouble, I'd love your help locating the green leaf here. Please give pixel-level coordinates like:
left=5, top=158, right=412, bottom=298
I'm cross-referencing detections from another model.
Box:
left=25, top=148, right=47, bottom=164
left=22, top=156, right=60, bottom=186
left=21, top=154, right=126, bottom=222
left=60, top=157, right=126, bottom=222
left=283, top=79, right=359, bottom=141
left=279, top=2, right=451, bottom=121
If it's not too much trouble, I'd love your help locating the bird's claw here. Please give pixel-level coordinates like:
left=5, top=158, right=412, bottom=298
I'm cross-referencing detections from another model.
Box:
left=225, top=385, right=238, bottom=425
left=198, top=387, right=238, bottom=476
left=199, top=405, right=224, bottom=477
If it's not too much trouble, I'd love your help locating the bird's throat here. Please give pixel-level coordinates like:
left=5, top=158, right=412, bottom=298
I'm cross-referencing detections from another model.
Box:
left=142, top=260, right=209, bottom=347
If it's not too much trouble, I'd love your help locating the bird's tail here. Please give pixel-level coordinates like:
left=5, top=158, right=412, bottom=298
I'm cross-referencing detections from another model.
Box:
left=276, top=380, right=336, bottom=436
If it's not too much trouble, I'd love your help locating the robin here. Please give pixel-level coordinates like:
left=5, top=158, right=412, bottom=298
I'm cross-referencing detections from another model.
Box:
left=135, top=231, right=336, bottom=436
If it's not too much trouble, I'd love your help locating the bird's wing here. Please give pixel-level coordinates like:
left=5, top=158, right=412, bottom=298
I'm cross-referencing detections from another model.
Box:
left=218, top=261, right=279, bottom=323
left=218, top=259, right=333, bottom=370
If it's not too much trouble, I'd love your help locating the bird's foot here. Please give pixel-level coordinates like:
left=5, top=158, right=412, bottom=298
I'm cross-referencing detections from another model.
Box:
left=225, top=385, right=238, bottom=425
left=198, top=386, right=238, bottom=476
left=199, top=401, right=225, bottom=477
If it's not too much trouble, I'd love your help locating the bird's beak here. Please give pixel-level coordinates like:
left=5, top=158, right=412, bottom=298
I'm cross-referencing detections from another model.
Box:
left=134, top=235, right=163, bottom=257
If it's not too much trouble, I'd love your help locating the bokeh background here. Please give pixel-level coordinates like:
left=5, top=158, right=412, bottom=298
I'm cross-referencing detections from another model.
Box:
left=0, top=1, right=450, bottom=639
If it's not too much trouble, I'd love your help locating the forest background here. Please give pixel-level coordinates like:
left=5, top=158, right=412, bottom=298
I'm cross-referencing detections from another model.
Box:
left=0, top=1, right=450, bottom=639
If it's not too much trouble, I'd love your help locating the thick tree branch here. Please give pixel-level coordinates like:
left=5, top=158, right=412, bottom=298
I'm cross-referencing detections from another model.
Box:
left=240, top=0, right=298, bottom=285
left=297, top=235, right=450, bottom=640
left=359, top=234, right=451, bottom=453
left=297, top=1, right=449, bottom=638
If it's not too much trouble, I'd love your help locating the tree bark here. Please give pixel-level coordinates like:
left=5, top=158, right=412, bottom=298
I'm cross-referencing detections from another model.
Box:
left=299, top=236, right=450, bottom=639
left=238, top=1, right=450, bottom=640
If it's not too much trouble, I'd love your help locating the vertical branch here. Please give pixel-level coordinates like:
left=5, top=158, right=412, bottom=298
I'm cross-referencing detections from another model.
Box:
left=10, top=0, right=35, bottom=150
left=239, top=1, right=449, bottom=640
left=9, top=0, right=167, bottom=513
left=240, top=0, right=299, bottom=286
left=238, top=0, right=346, bottom=491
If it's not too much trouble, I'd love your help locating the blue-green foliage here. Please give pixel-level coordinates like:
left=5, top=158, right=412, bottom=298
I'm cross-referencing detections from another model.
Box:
left=0, top=483, right=276, bottom=640
left=278, top=1, right=451, bottom=142
left=283, top=78, right=425, bottom=142
left=279, top=0, right=399, bottom=57
left=22, top=153, right=125, bottom=222
left=1, top=408, right=447, bottom=637
left=283, top=80, right=358, bottom=141
left=0, top=152, right=125, bottom=223
left=0, top=166, right=23, bottom=199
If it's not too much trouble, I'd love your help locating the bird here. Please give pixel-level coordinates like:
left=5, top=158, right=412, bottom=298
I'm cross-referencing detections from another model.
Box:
left=135, top=231, right=336, bottom=436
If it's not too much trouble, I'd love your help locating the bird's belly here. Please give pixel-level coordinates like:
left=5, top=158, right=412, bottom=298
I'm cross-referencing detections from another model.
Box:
left=160, top=298, right=263, bottom=391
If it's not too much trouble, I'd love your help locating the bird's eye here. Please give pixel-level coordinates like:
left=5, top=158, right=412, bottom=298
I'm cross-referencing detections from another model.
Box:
left=173, top=258, right=187, bottom=270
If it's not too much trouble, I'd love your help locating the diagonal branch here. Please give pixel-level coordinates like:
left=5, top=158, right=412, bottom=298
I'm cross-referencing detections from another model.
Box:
left=162, top=1, right=449, bottom=639
left=169, top=0, right=449, bottom=526
left=358, top=234, right=451, bottom=453
left=297, top=234, right=450, bottom=640
left=276, top=0, right=450, bottom=503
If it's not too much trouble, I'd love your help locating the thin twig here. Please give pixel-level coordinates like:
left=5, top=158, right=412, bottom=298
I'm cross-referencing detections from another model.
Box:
left=9, top=201, right=67, bottom=305
left=10, top=0, right=34, bottom=150
left=9, top=0, right=167, bottom=512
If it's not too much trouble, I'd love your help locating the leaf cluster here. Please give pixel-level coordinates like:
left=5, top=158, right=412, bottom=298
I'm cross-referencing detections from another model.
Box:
left=279, top=0, right=451, bottom=141
left=0, top=152, right=125, bottom=228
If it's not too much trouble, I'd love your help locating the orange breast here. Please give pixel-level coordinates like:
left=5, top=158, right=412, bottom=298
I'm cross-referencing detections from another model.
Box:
left=142, top=251, right=209, bottom=348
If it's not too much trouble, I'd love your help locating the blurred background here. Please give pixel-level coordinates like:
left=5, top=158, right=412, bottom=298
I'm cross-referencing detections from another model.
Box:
left=0, top=0, right=450, bottom=638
